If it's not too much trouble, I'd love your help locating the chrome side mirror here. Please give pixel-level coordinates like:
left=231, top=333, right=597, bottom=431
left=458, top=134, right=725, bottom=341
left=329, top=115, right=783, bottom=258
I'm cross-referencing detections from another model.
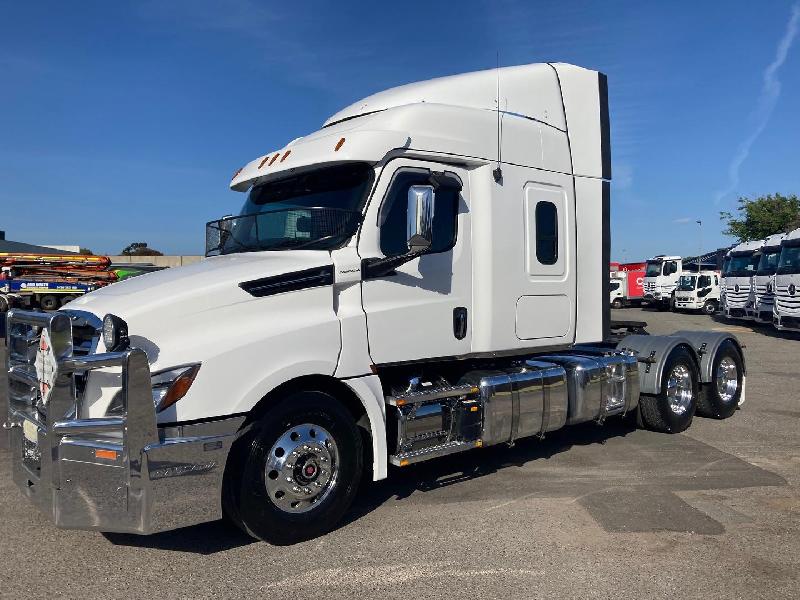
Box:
left=406, top=185, right=435, bottom=253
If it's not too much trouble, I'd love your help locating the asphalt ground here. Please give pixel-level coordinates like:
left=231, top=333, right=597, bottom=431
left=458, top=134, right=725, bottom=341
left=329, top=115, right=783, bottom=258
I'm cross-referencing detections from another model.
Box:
left=1, top=307, right=798, bottom=599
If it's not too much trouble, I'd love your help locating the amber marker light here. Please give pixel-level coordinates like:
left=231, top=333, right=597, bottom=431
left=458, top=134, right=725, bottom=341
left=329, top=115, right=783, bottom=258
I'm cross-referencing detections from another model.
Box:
left=258, top=155, right=271, bottom=168
left=95, top=449, right=118, bottom=460
left=231, top=167, right=243, bottom=180
left=280, top=150, right=291, bottom=162
left=269, top=153, right=280, bottom=166
left=334, top=137, right=346, bottom=151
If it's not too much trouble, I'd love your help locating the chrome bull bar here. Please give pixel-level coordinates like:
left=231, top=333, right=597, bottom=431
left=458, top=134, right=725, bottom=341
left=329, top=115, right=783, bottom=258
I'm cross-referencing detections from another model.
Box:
left=5, top=309, right=243, bottom=534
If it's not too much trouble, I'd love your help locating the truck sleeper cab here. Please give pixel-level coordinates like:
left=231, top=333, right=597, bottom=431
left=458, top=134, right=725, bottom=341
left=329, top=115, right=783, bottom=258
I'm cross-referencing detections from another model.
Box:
left=774, top=227, right=800, bottom=331
left=5, top=63, right=747, bottom=545
left=673, top=270, right=721, bottom=314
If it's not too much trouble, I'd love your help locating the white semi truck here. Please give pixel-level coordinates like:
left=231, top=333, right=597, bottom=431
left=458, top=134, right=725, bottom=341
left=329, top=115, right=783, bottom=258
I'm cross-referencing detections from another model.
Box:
left=642, top=255, right=683, bottom=309
left=5, top=64, right=746, bottom=545
left=721, top=239, right=764, bottom=320
left=751, top=233, right=786, bottom=323
left=774, top=227, right=800, bottom=331
left=719, top=250, right=731, bottom=311
left=673, top=270, right=721, bottom=314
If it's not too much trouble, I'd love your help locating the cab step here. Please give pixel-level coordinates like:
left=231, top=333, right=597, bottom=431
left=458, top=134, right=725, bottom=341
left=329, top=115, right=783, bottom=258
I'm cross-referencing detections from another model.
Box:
left=386, top=383, right=478, bottom=407
left=389, top=439, right=483, bottom=466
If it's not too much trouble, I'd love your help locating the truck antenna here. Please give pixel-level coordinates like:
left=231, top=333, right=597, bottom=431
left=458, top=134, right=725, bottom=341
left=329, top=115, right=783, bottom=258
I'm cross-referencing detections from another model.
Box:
left=493, top=51, right=503, bottom=183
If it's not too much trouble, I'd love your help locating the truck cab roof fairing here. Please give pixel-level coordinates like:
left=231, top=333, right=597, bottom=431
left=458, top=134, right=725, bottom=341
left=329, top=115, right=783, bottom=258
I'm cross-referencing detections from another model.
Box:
left=324, top=63, right=567, bottom=131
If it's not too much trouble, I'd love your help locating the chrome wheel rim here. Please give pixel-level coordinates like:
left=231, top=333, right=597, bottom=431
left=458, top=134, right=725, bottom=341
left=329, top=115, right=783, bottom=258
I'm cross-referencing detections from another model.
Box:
left=666, top=364, right=693, bottom=415
left=265, top=423, right=338, bottom=514
left=715, top=357, right=738, bottom=403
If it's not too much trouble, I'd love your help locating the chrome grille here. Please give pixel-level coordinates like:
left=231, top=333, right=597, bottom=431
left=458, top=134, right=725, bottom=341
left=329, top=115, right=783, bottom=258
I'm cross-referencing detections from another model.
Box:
left=724, top=284, right=751, bottom=309
left=775, top=285, right=800, bottom=314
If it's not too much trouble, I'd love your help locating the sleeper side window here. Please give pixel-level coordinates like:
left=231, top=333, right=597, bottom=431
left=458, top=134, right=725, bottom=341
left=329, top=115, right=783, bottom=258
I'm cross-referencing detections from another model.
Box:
left=523, top=183, right=567, bottom=277
left=535, top=201, right=559, bottom=265
left=378, top=170, right=459, bottom=257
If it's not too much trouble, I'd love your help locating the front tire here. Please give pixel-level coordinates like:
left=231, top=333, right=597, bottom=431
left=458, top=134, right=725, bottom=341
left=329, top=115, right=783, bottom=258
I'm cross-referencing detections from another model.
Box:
left=638, top=346, right=699, bottom=433
left=702, top=300, right=717, bottom=315
left=612, top=298, right=623, bottom=309
left=697, top=340, right=742, bottom=419
left=224, top=391, right=363, bottom=545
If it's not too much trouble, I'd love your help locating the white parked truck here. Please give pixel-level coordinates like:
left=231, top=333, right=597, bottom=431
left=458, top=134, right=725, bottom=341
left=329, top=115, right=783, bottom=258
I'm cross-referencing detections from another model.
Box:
left=673, top=270, right=721, bottom=314
left=774, top=227, right=800, bottom=331
left=719, top=250, right=731, bottom=311
left=642, top=255, right=683, bottom=309
left=721, top=239, right=764, bottom=320
left=4, top=64, right=746, bottom=544
left=752, top=233, right=786, bottom=323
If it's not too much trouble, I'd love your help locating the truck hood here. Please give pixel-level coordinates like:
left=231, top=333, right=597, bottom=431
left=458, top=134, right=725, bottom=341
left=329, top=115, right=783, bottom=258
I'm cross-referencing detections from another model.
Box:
left=68, top=251, right=333, bottom=324
left=67, top=251, right=343, bottom=422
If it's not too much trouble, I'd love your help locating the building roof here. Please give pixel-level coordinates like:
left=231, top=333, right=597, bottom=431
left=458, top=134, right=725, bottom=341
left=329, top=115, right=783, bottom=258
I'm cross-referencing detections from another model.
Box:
left=0, top=239, right=78, bottom=254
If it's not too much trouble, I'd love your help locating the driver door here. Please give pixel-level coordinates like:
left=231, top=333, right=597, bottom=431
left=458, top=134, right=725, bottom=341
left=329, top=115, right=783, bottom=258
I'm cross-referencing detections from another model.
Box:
left=359, top=159, right=472, bottom=365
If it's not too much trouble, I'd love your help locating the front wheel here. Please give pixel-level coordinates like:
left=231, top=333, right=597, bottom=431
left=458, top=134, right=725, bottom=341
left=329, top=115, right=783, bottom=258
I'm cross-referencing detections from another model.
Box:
left=638, top=346, right=699, bottom=433
left=612, top=298, right=623, bottom=309
left=224, top=391, right=363, bottom=545
left=702, top=300, right=717, bottom=315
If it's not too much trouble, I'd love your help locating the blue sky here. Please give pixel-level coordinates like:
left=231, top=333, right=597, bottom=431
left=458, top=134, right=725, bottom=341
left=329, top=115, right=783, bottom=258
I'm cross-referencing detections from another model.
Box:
left=1, top=1, right=799, bottom=260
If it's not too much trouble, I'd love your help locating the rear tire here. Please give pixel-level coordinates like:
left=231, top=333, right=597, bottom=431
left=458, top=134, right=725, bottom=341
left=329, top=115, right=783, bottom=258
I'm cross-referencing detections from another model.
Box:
left=697, top=340, right=742, bottom=419
left=39, top=295, right=59, bottom=311
left=224, top=391, right=363, bottom=545
left=638, top=346, right=699, bottom=433
left=60, top=295, right=77, bottom=307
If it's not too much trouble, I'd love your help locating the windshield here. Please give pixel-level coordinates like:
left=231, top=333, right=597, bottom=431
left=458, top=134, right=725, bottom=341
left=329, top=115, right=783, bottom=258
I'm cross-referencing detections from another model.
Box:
left=777, top=245, right=800, bottom=274
left=206, top=163, right=374, bottom=256
left=756, top=250, right=781, bottom=276
left=610, top=281, right=621, bottom=291
left=645, top=261, right=663, bottom=277
left=677, top=275, right=696, bottom=291
left=727, top=253, right=758, bottom=277
left=722, top=257, right=731, bottom=275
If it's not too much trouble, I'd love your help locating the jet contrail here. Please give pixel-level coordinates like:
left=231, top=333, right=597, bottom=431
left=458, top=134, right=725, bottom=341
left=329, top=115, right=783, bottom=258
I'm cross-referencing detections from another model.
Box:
left=714, top=3, right=800, bottom=204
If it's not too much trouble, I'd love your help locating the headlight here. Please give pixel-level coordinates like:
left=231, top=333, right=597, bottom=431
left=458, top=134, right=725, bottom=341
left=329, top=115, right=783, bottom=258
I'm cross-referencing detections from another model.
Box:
left=102, top=314, right=129, bottom=351
left=151, top=364, right=201, bottom=413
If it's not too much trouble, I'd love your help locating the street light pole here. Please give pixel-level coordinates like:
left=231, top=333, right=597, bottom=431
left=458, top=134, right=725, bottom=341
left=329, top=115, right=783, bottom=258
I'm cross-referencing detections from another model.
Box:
left=696, top=220, right=702, bottom=272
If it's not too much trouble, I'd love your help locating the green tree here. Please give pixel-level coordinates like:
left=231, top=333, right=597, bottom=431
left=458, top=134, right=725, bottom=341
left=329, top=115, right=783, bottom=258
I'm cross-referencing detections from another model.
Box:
left=120, top=242, right=164, bottom=256
left=720, top=193, right=800, bottom=242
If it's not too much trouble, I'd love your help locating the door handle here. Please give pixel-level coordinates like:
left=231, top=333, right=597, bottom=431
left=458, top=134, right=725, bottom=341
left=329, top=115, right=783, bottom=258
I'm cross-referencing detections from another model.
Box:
left=453, top=307, right=467, bottom=340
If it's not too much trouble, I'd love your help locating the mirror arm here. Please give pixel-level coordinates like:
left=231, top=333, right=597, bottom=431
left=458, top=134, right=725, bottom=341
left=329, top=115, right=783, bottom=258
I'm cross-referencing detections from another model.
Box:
left=362, top=250, right=426, bottom=279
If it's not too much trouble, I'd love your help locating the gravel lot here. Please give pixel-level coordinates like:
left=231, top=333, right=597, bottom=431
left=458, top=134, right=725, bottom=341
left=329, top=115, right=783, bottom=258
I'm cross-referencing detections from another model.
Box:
left=1, top=308, right=798, bottom=599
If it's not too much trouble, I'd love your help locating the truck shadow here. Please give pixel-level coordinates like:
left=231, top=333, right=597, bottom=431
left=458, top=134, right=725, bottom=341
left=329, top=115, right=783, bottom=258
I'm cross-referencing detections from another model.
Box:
left=344, top=418, right=638, bottom=521
left=710, top=315, right=800, bottom=340
left=104, top=418, right=638, bottom=553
